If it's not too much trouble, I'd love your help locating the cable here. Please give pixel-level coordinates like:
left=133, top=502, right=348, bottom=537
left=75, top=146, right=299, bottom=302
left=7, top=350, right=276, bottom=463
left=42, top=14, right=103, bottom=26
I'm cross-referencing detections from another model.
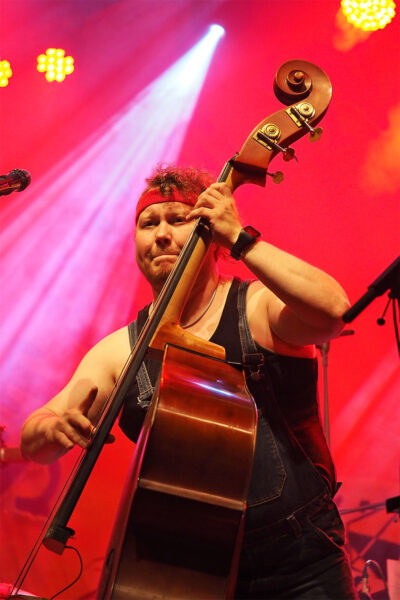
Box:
left=7, top=448, right=86, bottom=598
left=362, top=559, right=390, bottom=600
left=49, top=545, right=83, bottom=600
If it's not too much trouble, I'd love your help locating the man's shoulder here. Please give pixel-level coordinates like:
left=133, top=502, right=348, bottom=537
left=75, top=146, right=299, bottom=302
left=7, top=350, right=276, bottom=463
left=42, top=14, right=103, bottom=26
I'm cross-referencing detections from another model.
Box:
left=101, top=325, right=130, bottom=347
left=86, top=325, right=131, bottom=365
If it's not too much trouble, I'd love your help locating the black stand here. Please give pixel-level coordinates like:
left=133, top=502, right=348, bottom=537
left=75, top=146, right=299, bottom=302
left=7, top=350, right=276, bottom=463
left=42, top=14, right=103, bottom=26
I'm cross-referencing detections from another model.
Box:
left=343, top=256, right=399, bottom=322
left=343, top=255, right=400, bottom=355
left=317, top=330, right=354, bottom=446
left=339, top=494, right=399, bottom=599
left=342, top=257, right=399, bottom=598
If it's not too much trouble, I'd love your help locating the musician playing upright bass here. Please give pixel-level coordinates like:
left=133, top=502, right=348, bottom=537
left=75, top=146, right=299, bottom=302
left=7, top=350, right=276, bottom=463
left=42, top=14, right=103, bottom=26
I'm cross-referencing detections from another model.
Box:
left=21, top=165, right=357, bottom=599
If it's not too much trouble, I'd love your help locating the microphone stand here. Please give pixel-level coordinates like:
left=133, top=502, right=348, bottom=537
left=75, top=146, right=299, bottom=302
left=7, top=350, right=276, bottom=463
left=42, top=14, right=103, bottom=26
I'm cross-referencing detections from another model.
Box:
left=343, top=256, right=400, bottom=357
left=317, top=341, right=331, bottom=446
left=339, top=495, right=399, bottom=600
left=317, top=330, right=354, bottom=447
left=341, top=258, right=399, bottom=597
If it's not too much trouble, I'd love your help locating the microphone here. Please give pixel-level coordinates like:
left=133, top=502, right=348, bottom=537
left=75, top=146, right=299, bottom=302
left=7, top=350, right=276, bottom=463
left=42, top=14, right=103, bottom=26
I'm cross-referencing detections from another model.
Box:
left=0, top=169, right=31, bottom=196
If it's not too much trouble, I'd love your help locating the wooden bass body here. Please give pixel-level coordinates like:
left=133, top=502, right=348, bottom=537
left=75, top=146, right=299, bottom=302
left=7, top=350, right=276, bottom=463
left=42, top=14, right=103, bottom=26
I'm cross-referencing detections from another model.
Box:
left=97, top=344, right=257, bottom=600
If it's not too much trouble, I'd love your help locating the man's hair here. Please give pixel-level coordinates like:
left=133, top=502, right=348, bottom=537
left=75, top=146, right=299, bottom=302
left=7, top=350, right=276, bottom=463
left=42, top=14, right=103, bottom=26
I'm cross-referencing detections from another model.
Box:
left=142, top=164, right=214, bottom=199
left=140, top=164, right=228, bottom=261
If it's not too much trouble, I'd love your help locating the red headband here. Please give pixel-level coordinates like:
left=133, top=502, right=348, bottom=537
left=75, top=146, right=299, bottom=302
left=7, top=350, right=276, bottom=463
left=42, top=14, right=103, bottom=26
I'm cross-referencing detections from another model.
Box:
left=135, top=188, right=198, bottom=223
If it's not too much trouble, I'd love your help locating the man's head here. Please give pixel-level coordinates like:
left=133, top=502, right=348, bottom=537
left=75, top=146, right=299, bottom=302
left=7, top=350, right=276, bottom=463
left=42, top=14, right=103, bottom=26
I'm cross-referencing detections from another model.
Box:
left=134, top=165, right=217, bottom=293
left=135, top=164, right=214, bottom=224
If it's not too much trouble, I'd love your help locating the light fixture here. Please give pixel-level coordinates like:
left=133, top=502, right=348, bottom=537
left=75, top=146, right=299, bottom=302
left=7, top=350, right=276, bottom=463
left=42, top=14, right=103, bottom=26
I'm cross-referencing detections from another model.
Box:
left=37, top=48, right=75, bottom=82
left=341, top=0, right=396, bottom=31
left=0, top=59, right=12, bottom=87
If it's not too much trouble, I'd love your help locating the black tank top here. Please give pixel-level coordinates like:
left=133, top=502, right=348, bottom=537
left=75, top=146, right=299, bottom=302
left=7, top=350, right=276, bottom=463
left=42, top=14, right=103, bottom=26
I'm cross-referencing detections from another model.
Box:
left=209, top=279, right=335, bottom=494
left=119, top=278, right=335, bottom=496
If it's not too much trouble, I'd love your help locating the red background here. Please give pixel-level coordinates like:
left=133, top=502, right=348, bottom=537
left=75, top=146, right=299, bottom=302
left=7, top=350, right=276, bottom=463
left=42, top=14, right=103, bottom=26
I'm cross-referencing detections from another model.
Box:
left=0, top=1, right=399, bottom=598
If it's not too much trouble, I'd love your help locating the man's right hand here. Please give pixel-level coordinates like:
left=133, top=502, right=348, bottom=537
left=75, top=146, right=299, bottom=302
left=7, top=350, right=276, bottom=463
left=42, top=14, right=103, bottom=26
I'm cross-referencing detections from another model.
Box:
left=21, top=386, right=103, bottom=464
left=47, top=387, right=98, bottom=451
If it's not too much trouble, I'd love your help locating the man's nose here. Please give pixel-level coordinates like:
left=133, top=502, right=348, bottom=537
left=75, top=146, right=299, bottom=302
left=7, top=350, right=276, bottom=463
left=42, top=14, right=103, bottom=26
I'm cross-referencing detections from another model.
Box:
left=155, top=221, right=172, bottom=244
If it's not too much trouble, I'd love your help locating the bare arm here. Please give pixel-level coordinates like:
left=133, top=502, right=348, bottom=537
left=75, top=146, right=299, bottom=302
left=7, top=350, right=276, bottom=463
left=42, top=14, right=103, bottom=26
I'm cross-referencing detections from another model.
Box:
left=20, top=327, right=129, bottom=464
left=189, top=183, right=350, bottom=347
left=242, top=242, right=350, bottom=346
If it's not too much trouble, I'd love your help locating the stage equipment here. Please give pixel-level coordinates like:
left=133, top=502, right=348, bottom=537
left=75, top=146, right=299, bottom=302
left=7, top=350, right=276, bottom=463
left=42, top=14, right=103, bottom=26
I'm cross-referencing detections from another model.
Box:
left=0, top=60, right=12, bottom=87
left=343, top=256, right=400, bottom=356
left=317, top=329, right=354, bottom=446
left=361, top=559, right=390, bottom=599
left=341, top=494, right=399, bottom=599
left=37, top=49, right=74, bottom=83
left=0, top=170, right=31, bottom=196
left=341, top=0, right=396, bottom=31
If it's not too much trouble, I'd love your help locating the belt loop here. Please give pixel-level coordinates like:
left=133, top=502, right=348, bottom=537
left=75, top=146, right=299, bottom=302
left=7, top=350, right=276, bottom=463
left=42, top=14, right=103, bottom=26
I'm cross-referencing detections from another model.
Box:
left=286, top=514, right=302, bottom=538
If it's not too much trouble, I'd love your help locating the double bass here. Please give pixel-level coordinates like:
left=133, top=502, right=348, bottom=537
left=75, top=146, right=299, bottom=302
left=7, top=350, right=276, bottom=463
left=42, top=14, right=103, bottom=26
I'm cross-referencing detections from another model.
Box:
left=11, top=60, right=332, bottom=600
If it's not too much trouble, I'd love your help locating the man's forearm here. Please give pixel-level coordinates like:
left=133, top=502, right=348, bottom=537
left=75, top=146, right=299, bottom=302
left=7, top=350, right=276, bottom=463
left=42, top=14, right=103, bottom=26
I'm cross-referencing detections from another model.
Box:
left=242, top=239, right=350, bottom=335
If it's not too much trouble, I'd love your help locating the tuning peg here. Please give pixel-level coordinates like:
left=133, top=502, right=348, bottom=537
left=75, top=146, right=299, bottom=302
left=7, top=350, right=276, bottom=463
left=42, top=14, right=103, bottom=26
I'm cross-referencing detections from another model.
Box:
left=267, top=171, right=284, bottom=184
left=299, top=118, right=323, bottom=142
left=255, top=130, right=298, bottom=162
left=282, top=147, right=297, bottom=162
left=288, top=104, right=323, bottom=143
left=309, top=126, right=323, bottom=143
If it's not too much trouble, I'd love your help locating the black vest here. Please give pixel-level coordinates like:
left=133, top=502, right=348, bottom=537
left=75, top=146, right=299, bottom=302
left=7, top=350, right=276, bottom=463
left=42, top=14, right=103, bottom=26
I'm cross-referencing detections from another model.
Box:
left=119, top=279, right=335, bottom=531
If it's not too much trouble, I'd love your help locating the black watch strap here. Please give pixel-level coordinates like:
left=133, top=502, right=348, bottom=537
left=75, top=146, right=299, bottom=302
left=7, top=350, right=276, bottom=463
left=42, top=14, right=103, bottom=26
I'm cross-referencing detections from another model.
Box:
left=230, top=226, right=261, bottom=260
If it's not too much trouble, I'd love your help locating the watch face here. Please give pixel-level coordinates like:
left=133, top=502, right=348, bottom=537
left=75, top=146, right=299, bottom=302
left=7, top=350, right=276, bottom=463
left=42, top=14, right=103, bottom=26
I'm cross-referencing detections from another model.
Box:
left=244, top=225, right=261, bottom=238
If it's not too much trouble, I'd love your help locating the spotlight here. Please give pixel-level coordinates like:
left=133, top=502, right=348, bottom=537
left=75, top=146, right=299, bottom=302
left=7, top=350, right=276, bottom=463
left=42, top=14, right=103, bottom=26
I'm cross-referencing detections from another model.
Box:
left=208, top=24, right=225, bottom=40
left=0, top=59, right=12, bottom=87
left=341, top=0, right=396, bottom=31
left=37, top=48, right=75, bottom=82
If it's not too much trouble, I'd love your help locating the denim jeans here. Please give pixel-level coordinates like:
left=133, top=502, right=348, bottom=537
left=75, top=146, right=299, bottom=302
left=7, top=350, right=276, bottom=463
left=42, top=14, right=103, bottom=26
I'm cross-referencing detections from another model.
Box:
left=234, top=500, right=357, bottom=599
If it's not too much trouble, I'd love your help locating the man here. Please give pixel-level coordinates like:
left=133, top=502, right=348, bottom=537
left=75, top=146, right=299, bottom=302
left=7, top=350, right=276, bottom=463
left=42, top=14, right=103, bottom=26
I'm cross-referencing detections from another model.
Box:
left=21, top=165, right=357, bottom=598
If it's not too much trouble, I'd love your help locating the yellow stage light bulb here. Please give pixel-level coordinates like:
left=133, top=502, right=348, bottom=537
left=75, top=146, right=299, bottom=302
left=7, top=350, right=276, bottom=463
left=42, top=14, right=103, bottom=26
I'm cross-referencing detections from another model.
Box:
left=37, top=48, right=75, bottom=82
left=341, top=0, right=396, bottom=30
left=0, top=59, right=12, bottom=87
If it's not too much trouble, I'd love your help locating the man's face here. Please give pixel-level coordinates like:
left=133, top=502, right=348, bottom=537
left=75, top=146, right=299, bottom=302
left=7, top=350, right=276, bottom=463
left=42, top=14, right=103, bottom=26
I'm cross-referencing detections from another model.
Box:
left=135, top=201, right=195, bottom=290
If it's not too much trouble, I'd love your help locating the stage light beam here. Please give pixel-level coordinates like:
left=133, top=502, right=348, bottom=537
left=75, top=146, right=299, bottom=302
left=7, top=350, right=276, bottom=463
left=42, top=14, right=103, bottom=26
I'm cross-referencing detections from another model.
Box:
left=0, top=25, right=225, bottom=436
left=209, top=24, right=225, bottom=39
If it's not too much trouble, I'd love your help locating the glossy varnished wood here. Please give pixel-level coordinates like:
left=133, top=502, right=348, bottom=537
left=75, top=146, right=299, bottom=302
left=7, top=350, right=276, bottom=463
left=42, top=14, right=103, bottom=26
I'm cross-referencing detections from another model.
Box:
left=97, top=345, right=257, bottom=599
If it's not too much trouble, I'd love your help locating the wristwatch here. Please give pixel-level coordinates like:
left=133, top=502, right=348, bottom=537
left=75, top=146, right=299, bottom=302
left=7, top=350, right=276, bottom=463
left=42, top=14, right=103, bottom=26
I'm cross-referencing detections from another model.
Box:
left=230, top=226, right=261, bottom=260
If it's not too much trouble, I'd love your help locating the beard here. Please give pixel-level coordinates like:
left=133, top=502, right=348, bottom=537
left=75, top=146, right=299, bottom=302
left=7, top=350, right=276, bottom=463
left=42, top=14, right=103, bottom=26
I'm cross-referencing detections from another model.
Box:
left=137, top=245, right=217, bottom=296
left=139, top=255, right=178, bottom=292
